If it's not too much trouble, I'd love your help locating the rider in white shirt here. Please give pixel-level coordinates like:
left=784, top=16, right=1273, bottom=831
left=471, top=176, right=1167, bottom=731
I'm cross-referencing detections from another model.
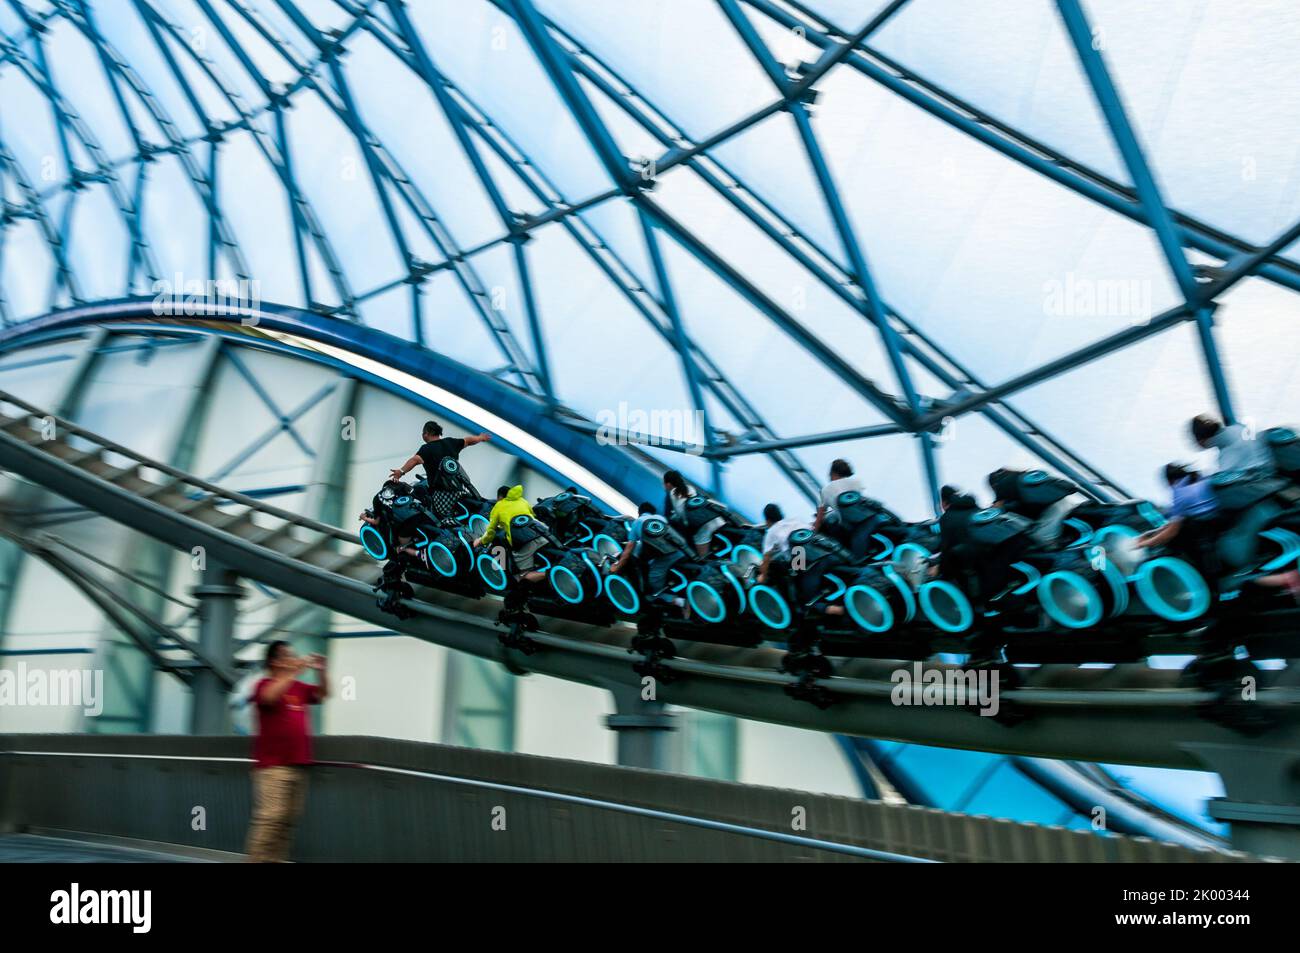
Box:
left=1190, top=415, right=1274, bottom=474
left=758, top=503, right=810, bottom=583
left=813, top=459, right=863, bottom=532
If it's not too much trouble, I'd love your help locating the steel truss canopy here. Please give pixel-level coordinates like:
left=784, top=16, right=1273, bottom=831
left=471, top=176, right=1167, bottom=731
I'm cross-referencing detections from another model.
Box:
left=2, top=0, right=1299, bottom=519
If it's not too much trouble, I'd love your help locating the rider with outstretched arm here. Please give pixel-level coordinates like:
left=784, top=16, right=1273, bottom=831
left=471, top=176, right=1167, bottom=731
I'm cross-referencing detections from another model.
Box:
left=390, top=419, right=491, bottom=483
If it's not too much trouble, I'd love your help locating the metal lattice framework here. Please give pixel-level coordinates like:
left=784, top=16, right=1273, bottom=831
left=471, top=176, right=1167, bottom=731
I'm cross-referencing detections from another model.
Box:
left=3, top=0, right=1300, bottom=512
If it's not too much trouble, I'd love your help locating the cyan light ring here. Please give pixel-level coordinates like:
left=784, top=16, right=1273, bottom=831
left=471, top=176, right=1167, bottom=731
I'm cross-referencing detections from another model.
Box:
left=1038, top=570, right=1104, bottom=630
left=360, top=525, right=387, bottom=560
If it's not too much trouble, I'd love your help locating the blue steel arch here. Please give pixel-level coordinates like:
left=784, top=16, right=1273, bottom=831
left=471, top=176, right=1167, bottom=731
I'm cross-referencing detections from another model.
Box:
left=0, top=299, right=667, bottom=506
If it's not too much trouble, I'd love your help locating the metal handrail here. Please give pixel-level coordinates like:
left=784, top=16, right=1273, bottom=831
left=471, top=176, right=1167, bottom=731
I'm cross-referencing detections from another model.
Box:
left=0, top=389, right=357, bottom=544
left=1, top=749, right=934, bottom=862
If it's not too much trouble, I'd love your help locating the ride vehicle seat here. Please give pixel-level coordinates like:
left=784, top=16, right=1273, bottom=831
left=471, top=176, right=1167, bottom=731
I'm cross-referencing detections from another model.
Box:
left=1262, top=427, right=1300, bottom=484
left=940, top=507, right=1034, bottom=604
left=991, top=469, right=1081, bottom=547
left=827, top=491, right=904, bottom=559
left=635, top=515, right=694, bottom=598
left=1208, top=468, right=1300, bottom=571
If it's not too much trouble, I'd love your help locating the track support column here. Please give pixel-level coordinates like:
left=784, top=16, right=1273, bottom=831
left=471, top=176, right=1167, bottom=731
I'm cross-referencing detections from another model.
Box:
left=190, top=563, right=242, bottom=734
left=1184, top=742, right=1300, bottom=860
left=605, top=684, right=677, bottom=771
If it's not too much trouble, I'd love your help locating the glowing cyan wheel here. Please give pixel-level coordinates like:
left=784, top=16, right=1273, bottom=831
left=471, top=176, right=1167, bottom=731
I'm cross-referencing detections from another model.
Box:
left=1038, top=570, right=1103, bottom=630
left=476, top=552, right=508, bottom=591
left=550, top=564, right=584, bottom=604
left=686, top=580, right=727, bottom=623
left=918, top=580, right=973, bottom=633
left=359, top=525, right=387, bottom=560
left=1134, top=557, right=1210, bottom=622
left=604, top=574, right=640, bottom=615
left=748, top=584, right=791, bottom=630
left=845, top=584, right=894, bottom=633
left=426, top=541, right=458, bottom=577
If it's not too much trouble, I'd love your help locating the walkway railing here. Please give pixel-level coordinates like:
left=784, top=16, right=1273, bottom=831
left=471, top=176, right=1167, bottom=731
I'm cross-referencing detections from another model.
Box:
left=0, top=735, right=1262, bottom=863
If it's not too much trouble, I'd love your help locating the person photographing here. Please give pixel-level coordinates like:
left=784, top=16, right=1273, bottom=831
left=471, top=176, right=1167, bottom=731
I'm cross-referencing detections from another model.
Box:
left=245, top=641, right=328, bottom=863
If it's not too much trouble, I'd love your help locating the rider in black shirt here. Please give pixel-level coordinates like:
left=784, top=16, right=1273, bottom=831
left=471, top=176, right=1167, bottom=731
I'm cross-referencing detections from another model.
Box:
left=390, top=420, right=491, bottom=483
left=937, top=484, right=979, bottom=583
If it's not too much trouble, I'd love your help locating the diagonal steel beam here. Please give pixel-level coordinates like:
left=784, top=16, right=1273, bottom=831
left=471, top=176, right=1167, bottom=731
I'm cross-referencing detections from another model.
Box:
left=530, top=14, right=1130, bottom=497
left=918, top=207, right=1300, bottom=430
left=82, top=332, right=224, bottom=730
left=792, top=0, right=913, bottom=90
left=640, top=195, right=914, bottom=429
left=355, top=9, right=820, bottom=498
left=713, top=0, right=926, bottom=427
left=207, top=377, right=334, bottom=483
left=638, top=209, right=721, bottom=493
left=139, top=0, right=357, bottom=314
left=504, top=0, right=633, bottom=192
left=0, top=525, right=203, bottom=687
left=0, top=325, right=109, bottom=670
left=0, top=23, right=158, bottom=296
left=77, top=0, right=356, bottom=293
left=716, top=0, right=790, bottom=92
left=707, top=422, right=904, bottom=457
left=787, top=100, right=938, bottom=506
left=744, top=0, right=1300, bottom=298
left=1198, top=216, right=1300, bottom=305
left=247, top=0, right=545, bottom=390
left=510, top=237, right=554, bottom=402
left=1056, top=0, right=1234, bottom=423
left=545, top=23, right=1126, bottom=497
left=381, top=0, right=553, bottom=398
left=0, top=135, right=81, bottom=309
left=635, top=0, right=913, bottom=178
left=538, top=12, right=1140, bottom=502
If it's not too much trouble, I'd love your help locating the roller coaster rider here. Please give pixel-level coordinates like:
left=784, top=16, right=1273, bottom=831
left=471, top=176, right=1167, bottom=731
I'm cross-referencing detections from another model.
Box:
left=757, top=503, right=810, bottom=584
left=476, top=485, right=549, bottom=586
left=390, top=419, right=492, bottom=524
left=609, top=502, right=692, bottom=615
left=360, top=482, right=428, bottom=561
left=663, top=469, right=728, bottom=557
left=936, top=484, right=979, bottom=583
left=935, top=483, right=1031, bottom=609
left=1139, top=463, right=1300, bottom=598
left=822, top=490, right=906, bottom=560
left=355, top=403, right=1300, bottom=681
left=988, top=466, right=1081, bottom=547
left=776, top=526, right=852, bottom=619
left=813, top=458, right=863, bottom=533
left=1137, top=464, right=1220, bottom=573
left=1191, top=414, right=1274, bottom=475
left=608, top=502, right=658, bottom=578
left=359, top=480, right=448, bottom=617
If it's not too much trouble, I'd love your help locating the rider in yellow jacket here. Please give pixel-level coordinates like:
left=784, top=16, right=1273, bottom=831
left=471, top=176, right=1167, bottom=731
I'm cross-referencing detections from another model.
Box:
left=476, top=485, right=535, bottom=547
